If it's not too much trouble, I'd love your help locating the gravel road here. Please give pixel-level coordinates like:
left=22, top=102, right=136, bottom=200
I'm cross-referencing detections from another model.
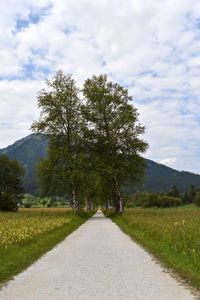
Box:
left=0, top=210, right=198, bottom=300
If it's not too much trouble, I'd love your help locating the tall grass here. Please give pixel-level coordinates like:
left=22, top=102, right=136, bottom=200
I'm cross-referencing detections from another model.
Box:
left=106, top=207, right=200, bottom=289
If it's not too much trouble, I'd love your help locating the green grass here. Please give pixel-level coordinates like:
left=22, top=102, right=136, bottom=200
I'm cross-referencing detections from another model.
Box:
left=105, top=207, right=200, bottom=290
left=0, top=208, right=94, bottom=285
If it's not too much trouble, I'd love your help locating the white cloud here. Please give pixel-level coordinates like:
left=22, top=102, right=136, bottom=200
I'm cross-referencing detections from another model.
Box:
left=160, top=157, right=177, bottom=168
left=0, top=79, right=43, bottom=148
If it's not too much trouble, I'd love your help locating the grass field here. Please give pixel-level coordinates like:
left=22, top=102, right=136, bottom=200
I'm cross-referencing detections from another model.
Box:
left=106, top=206, right=200, bottom=290
left=0, top=208, right=94, bottom=284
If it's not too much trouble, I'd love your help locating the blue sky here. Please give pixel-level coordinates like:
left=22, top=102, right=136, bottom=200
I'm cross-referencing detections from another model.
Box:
left=0, top=0, right=200, bottom=173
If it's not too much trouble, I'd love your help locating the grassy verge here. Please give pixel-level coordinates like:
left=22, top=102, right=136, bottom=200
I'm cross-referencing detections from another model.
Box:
left=105, top=207, right=200, bottom=291
left=0, top=208, right=94, bottom=285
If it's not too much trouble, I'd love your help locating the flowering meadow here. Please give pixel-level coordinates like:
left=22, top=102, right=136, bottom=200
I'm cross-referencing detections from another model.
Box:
left=0, top=208, right=93, bottom=283
left=0, top=208, right=73, bottom=250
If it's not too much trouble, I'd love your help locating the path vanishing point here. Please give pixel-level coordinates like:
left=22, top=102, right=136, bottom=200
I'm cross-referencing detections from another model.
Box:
left=0, top=210, right=198, bottom=300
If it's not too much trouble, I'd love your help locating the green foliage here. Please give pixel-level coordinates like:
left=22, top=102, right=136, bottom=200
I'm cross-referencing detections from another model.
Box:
left=0, top=155, right=24, bottom=211
left=188, top=185, right=196, bottom=203
left=133, top=191, right=149, bottom=206
left=31, top=71, right=148, bottom=214
left=42, top=199, right=47, bottom=206
left=167, top=184, right=179, bottom=198
left=0, top=155, right=24, bottom=195
left=82, top=74, right=148, bottom=213
left=23, top=200, right=32, bottom=208
left=143, top=195, right=182, bottom=208
left=194, top=189, right=200, bottom=206
left=31, top=70, right=83, bottom=212
left=0, top=193, right=18, bottom=211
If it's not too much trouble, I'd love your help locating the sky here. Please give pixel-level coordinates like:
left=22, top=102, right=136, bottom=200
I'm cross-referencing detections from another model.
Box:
left=0, top=0, right=200, bottom=173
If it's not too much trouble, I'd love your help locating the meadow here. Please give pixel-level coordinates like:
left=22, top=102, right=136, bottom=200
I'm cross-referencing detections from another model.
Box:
left=0, top=208, right=93, bottom=284
left=106, top=206, right=200, bottom=290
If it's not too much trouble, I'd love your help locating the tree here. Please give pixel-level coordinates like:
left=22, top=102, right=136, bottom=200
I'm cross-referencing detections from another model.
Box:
left=168, top=185, right=179, bottom=198
left=188, top=185, right=196, bottom=203
left=31, top=71, right=82, bottom=212
left=183, top=190, right=189, bottom=204
left=195, top=187, right=200, bottom=206
left=82, top=74, right=148, bottom=214
left=0, top=155, right=24, bottom=211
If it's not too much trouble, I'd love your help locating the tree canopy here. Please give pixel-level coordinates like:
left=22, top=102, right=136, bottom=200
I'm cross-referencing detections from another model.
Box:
left=32, top=71, right=148, bottom=214
left=82, top=74, right=148, bottom=213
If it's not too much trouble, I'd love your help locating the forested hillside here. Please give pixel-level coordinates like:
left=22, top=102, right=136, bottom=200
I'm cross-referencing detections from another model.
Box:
left=0, top=134, right=48, bottom=194
left=0, top=134, right=200, bottom=194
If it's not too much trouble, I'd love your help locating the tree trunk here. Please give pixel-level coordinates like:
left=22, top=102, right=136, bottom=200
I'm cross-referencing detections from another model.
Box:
left=105, top=200, right=108, bottom=210
left=114, top=177, right=123, bottom=215
left=88, top=198, right=93, bottom=211
left=85, top=197, right=89, bottom=211
left=118, top=189, right=123, bottom=215
left=76, top=200, right=81, bottom=212
left=72, top=187, right=76, bottom=213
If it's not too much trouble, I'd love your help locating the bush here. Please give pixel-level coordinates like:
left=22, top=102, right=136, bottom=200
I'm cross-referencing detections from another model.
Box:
left=24, top=200, right=32, bottom=208
left=42, top=199, right=47, bottom=207
left=143, top=196, right=182, bottom=208
left=133, top=191, right=149, bottom=207
left=0, top=193, right=18, bottom=211
left=142, top=192, right=158, bottom=208
left=47, top=201, right=52, bottom=207
left=125, top=201, right=135, bottom=208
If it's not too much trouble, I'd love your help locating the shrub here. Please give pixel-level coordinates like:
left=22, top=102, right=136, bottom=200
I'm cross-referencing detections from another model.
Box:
left=24, top=200, right=32, bottom=208
left=125, top=201, right=135, bottom=208
left=0, top=193, right=18, bottom=211
left=133, top=191, right=149, bottom=207
left=42, top=199, right=47, bottom=207
left=143, top=196, right=182, bottom=208
left=47, top=201, right=52, bottom=207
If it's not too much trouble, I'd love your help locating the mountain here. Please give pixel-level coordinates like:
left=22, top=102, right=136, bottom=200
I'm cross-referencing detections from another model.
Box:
left=137, top=159, right=200, bottom=193
left=0, top=134, right=48, bottom=194
left=0, top=134, right=200, bottom=194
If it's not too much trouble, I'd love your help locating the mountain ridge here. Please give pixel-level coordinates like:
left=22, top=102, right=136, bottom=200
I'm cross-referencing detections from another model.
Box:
left=0, top=134, right=200, bottom=194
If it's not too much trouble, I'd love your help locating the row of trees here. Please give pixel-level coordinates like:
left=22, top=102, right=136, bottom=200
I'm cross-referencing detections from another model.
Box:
left=31, top=71, right=148, bottom=214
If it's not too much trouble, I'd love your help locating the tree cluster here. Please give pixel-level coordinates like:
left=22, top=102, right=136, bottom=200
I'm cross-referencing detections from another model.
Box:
left=31, top=71, right=148, bottom=214
left=128, top=184, right=200, bottom=208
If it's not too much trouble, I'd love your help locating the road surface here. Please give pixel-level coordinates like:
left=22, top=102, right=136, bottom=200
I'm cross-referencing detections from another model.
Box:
left=0, top=210, right=197, bottom=300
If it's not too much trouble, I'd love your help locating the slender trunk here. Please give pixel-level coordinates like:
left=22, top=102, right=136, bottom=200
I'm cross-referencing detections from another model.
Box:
left=85, top=197, right=89, bottom=211
left=118, top=190, right=123, bottom=215
left=88, top=198, right=93, bottom=211
left=114, top=176, right=123, bottom=215
left=72, top=187, right=76, bottom=213
left=89, top=199, right=91, bottom=211
left=91, top=199, right=93, bottom=210
left=105, top=201, right=108, bottom=210
left=108, top=200, right=111, bottom=210
left=76, top=200, right=80, bottom=212
left=112, top=189, right=119, bottom=213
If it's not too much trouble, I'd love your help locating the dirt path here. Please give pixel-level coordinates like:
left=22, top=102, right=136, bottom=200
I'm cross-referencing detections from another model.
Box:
left=0, top=210, right=197, bottom=300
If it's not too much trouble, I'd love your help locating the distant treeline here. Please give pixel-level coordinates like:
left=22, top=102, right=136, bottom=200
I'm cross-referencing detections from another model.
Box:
left=125, top=184, right=200, bottom=208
